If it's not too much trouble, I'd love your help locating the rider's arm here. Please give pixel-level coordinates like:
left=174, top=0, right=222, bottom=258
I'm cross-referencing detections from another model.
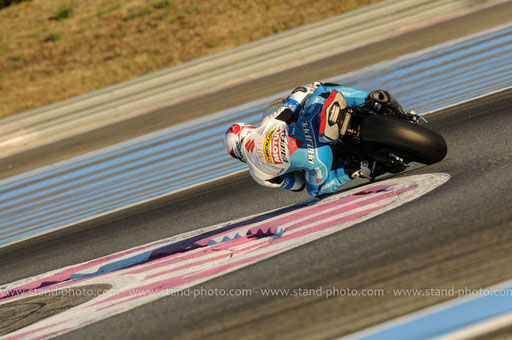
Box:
left=284, top=84, right=318, bottom=119
left=263, top=83, right=319, bottom=125
left=250, top=170, right=305, bottom=191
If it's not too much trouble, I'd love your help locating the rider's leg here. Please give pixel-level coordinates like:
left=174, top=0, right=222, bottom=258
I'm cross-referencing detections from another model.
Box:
left=343, top=160, right=373, bottom=180
left=291, top=85, right=375, bottom=196
left=308, top=168, right=353, bottom=196
left=288, top=126, right=355, bottom=197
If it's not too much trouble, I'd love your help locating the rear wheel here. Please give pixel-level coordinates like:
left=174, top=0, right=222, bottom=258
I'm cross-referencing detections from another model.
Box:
left=359, top=115, right=447, bottom=164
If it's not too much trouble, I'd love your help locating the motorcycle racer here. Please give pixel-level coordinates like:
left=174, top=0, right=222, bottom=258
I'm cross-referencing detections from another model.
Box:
left=223, top=82, right=403, bottom=197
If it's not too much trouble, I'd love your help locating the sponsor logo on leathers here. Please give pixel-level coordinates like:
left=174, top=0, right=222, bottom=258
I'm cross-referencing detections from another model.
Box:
left=263, top=130, right=274, bottom=164
left=301, top=121, right=315, bottom=165
left=264, top=129, right=289, bottom=165
left=278, top=131, right=289, bottom=163
left=245, top=139, right=256, bottom=153
left=255, top=137, right=267, bottom=165
left=288, top=136, right=303, bottom=155
left=271, top=130, right=283, bottom=164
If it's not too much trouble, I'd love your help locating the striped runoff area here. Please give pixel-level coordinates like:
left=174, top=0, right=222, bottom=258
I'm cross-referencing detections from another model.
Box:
left=0, top=174, right=449, bottom=339
left=1, top=23, right=512, bottom=248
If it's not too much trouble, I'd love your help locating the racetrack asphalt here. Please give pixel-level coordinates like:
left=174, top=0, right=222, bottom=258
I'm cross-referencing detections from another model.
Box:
left=1, top=87, right=511, bottom=339
left=1, top=3, right=512, bottom=339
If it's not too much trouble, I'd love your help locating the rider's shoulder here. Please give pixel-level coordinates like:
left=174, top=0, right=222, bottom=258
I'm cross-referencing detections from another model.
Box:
left=260, top=114, right=288, bottom=130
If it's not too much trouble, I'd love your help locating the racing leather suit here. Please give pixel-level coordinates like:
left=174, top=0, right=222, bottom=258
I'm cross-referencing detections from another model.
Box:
left=239, top=83, right=370, bottom=197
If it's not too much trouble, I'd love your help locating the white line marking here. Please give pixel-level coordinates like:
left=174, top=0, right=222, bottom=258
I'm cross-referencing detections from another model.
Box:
left=434, top=311, right=512, bottom=340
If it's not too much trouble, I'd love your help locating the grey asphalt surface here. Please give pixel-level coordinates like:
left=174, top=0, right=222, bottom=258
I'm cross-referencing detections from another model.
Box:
left=66, top=88, right=512, bottom=339
left=0, top=3, right=512, bottom=339
left=0, top=87, right=511, bottom=339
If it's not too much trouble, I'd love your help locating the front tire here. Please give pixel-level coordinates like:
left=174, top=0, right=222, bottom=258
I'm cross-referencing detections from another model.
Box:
left=359, top=115, right=447, bottom=164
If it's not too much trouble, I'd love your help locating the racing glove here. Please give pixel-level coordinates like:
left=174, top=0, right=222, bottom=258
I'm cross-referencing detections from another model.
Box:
left=267, top=172, right=306, bottom=191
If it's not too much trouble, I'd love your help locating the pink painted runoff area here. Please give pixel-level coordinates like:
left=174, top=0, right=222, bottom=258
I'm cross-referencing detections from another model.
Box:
left=1, top=173, right=450, bottom=340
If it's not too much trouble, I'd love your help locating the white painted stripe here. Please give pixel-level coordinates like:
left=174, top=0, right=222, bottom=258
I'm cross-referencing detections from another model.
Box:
left=434, top=311, right=512, bottom=340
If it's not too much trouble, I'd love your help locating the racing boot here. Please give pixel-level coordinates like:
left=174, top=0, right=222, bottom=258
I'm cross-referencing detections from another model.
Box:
left=350, top=160, right=373, bottom=180
left=343, top=160, right=374, bottom=180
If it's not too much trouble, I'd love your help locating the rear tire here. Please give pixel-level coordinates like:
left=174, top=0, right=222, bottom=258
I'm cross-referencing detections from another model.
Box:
left=359, top=115, right=447, bottom=164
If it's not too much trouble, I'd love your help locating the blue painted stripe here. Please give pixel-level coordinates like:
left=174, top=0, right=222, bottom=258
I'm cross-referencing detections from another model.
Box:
left=399, top=55, right=512, bottom=101
left=1, top=23, right=512, bottom=247
left=353, top=285, right=512, bottom=340
left=0, top=152, right=227, bottom=228
left=388, top=26, right=512, bottom=72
